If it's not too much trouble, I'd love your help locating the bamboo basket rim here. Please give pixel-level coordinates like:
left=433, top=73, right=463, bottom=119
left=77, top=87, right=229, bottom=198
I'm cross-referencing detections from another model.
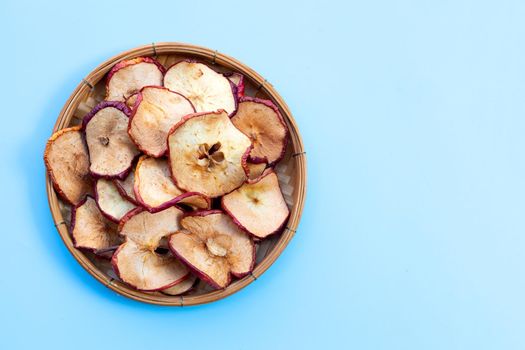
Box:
left=46, top=42, right=307, bottom=306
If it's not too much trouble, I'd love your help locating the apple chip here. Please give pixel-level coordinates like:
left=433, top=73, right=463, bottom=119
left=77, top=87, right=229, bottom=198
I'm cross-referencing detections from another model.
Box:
left=113, top=206, right=190, bottom=290
left=134, top=156, right=210, bottom=212
left=161, top=273, right=197, bottom=296
left=231, top=97, right=288, bottom=165
left=168, top=210, right=255, bottom=289
left=167, top=110, right=252, bottom=197
left=106, top=57, right=165, bottom=101
left=119, top=206, right=183, bottom=247
left=112, top=240, right=188, bottom=291
left=222, top=170, right=289, bottom=239
left=83, top=102, right=140, bottom=179
left=71, top=196, right=121, bottom=252
left=164, top=61, right=236, bottom=115
left=114, top=168, right=138, bottom=204
left=224, top=72, right=245, bottom=98
left=95, top=178, right=136, bottom=222
left=129, top=86, right=195, bottom=157
left=44, top=126, right=93, bottom=205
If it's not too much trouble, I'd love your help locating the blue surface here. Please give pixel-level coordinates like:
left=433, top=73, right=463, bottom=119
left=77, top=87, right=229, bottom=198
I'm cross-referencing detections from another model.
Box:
left=2, top=0, right=525, bottom=348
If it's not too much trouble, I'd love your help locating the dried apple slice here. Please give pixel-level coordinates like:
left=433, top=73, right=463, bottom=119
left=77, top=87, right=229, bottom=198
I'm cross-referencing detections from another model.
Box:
left=134, top=156, right=210, bottom=212
left=113, top=206, right=189, bottom=291
left=119, top=206, right=183, bottom=246
left=224, top=72, right=245, bottom=98
left=83, top=102, right=140, bottom=179
left=222, top=170, right=289, bottom=239
left=114, top=168, right=138, bottom=204
left=95, top=178, right=136, bottom=222
left=168, top=210, right=255, bottom=289
left=71, top=196, right=121, bottom=252
left=161, top=273, right=197, bottom=296
left=112, top=240, right=188, bottom=291
left=44, top=126, right=93, bottom=205
left=129, top=86, right=195, bottom=157
left=231, top=97, right=288, bottom=165
left=106, top=57, right=165, bottom=101
left=167, top=110, right=252, bottom=197
left=164, top=61, right=237, bottom=115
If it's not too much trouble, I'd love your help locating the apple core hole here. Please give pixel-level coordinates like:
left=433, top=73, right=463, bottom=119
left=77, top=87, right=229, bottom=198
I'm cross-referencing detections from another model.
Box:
left=208, top=142, right=221, bottom=155
left=197, top=142, right=224, bottom=165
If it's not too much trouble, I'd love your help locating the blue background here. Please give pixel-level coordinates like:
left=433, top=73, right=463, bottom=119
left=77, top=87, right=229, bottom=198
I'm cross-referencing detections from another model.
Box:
left=2, top=0, right=525, bottom=349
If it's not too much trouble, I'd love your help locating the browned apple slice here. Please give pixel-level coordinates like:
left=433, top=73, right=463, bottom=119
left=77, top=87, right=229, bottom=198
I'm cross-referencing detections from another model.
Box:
left=222, top=170, right=289, bottom=239
left=112, top=240, right=188, bottom=291
left=71, top=196, right=121, bottom=252
left=134, top=156, right=210, bottom=212
left=44, top=126, right=93, bottom=205
left=231, top=97, right=288, bottom=165
left=224, top=72, right=245, bottom=98
left=95, top=178, right=136, bottom=222
left=83, top=102, right=140, bottom=179
left=113, top=206, right=189, bottom=290
left=164, top=61, right=237, bottom=115
left=119, top=206, right=183, bottom=246
left=128, top=86, right=195, bottom=157
left=114, top=168, right=138, bottom=204
left=161, top=273, right=197, bottom=296
left=168, top=210, right=255, bottom=289
left=106, top=57, right=165, bottom=101
left=167, top=110, right=252, bottom=197
left=243, top=162, right=267, bottom=181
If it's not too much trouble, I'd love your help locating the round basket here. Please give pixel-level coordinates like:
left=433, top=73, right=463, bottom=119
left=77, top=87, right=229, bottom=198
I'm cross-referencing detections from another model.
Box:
left=46, top=42, right=306, bottom=306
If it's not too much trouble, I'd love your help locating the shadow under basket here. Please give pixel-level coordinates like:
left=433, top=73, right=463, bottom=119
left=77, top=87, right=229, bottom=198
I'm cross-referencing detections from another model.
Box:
left=46, top=42, right=307, bottom=306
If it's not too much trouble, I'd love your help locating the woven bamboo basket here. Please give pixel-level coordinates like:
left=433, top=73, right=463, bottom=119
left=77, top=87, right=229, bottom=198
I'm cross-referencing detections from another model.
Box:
left=46, top=42, right=306, bottom=306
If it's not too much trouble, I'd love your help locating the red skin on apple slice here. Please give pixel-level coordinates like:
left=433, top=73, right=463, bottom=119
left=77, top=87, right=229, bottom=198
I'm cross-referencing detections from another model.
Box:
left=164, top=60, right=237, bottom=116
left=231, top=97, right=288, bottom=165
left=222, top=170, right=290, bottom=239
left=167, top=110, right=252, bottom=198
left=106, top=57, right=165, bottom=102
left=114, top=168, right=139, bottom=205
left=44, top=126, right=93, bottom=205
left=112, top=206, right=189, bottom=291
left=161, top=273, right=197, bottom=296
left=128, top=86, right=195, bottom=157
left=224, top=72, right=245, bottom=98
left=95, top=178, right=136, bottom=222
left=70, top=196, right=122, bottom=253
left=134, top=156, right=210, bottom=212
left=83, top=102, right=140, bottom=179
left=168, top=210, right=255, bottom=289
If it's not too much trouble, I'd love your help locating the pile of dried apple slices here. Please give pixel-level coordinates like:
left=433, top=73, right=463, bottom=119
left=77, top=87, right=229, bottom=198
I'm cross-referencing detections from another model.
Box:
left=44, top=57, right=290, bottom=294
